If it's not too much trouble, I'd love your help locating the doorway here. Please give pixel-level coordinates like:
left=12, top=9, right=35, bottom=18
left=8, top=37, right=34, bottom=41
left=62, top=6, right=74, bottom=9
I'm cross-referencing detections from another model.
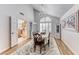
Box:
left=18, top=19, right=28, bottom=43
left=10, top=17, right=28, bottom=47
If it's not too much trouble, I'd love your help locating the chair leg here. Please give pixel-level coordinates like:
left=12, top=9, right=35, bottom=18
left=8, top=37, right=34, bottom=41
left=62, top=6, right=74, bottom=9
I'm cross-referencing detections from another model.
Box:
left=34, top=45, right=36, bottom=52
left=48, top=40, right=50, bottom=47
left=44, top=45, right=46, bottom=51
left=40, top=45, right=42, bottom=53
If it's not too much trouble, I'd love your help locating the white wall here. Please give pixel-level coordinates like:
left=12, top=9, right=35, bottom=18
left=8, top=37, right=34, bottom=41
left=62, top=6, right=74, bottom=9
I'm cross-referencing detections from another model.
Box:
left=0, top=4, right=34, bottom=53
left=0, top=5, right=34, bottom=22
left=0, top=15, right=10, bottom=53
left=60, top=5, right=79, bottom=54
left=33, top=9, right=40, bottom=32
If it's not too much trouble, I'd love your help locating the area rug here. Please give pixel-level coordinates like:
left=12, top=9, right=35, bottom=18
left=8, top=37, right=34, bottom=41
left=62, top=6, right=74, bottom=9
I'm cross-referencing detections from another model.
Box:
left=12, top=37, right=60, bottom=55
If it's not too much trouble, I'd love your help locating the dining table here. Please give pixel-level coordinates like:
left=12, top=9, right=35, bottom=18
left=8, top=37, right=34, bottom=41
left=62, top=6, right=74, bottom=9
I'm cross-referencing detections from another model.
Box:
left=41, top=33, right=48, bottom=45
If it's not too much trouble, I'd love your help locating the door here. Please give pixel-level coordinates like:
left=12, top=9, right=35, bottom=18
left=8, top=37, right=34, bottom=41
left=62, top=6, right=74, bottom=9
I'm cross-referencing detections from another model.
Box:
left=10, top=17, right=18, bottom=47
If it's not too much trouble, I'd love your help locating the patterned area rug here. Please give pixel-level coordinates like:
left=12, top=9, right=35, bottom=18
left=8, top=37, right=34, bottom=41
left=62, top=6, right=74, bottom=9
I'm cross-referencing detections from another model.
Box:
left=12, top=37, right=60, bottom=55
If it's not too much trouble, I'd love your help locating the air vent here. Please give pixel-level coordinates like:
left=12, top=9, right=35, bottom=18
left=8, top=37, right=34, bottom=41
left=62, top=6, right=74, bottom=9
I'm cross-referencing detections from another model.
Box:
left=19, top=12, right=24, bottom=16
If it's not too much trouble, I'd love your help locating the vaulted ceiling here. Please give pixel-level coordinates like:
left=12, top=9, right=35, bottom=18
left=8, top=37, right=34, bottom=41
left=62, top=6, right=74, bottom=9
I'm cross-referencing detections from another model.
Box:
left=31, top=4, right=74, bottom=18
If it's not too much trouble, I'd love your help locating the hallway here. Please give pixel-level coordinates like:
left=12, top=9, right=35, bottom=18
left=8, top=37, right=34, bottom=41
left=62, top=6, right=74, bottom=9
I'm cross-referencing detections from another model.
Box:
left=0, top=4, right=79, bottom=55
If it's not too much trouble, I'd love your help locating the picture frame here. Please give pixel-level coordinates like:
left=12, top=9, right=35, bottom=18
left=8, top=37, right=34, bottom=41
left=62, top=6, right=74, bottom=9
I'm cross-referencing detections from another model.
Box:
left=56, top=25, right=60, bottom=33
left=61, top=10, right=79, bottom=32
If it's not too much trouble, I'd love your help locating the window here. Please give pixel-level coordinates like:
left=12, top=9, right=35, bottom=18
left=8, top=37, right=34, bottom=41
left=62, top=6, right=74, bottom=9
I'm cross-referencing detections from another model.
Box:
left=40, top=17, right=51, bottom=33
left=40, top=17, right=51, bottom=22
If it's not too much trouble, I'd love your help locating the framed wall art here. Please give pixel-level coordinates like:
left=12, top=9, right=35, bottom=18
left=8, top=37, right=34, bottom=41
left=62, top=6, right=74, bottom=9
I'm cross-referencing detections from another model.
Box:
left=61, top=10, right=79, bottom=32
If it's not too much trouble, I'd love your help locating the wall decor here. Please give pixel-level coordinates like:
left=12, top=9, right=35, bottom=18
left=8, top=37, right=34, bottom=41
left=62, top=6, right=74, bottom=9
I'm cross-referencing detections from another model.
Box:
left=61, top=10, right=79, bottom=32
left=61, top=18, right=66, bottom=28
left=66, top=12, right=76, bottom=29
left=56, top=25, right=60, bottom=33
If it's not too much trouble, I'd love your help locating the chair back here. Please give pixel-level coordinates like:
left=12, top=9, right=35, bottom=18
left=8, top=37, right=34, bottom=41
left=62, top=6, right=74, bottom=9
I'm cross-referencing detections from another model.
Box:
left=33, top=33, right=43, bottom=44
left=37, top=34, right=42, bottom=42
left=33, top=33, right=38, bottom=43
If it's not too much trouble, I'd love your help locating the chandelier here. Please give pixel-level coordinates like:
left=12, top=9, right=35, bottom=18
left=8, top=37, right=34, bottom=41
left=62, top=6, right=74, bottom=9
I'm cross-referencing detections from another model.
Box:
left=39, top=4, right=46, bottom=17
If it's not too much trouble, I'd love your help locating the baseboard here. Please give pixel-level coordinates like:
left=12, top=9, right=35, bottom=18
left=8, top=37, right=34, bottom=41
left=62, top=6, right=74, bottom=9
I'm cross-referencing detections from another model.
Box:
left=0, top=47, right=11, bottom=55
left=61, top=38, right=77, bottom=55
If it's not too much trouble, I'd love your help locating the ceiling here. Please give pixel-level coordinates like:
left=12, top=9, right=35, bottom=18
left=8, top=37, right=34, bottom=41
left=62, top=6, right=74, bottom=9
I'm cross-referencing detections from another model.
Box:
left=31, top=4, right=74, bottom=18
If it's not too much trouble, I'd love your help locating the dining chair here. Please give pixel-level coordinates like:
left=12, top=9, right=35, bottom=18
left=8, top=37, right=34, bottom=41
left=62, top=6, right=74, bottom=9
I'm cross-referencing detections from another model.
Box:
left=33, top=33, right=45, bottom=53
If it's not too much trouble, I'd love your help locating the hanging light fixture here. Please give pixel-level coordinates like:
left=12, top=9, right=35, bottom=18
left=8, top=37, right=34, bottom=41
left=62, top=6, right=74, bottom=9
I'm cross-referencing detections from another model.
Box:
left=39, top=4, right=46, bottom=18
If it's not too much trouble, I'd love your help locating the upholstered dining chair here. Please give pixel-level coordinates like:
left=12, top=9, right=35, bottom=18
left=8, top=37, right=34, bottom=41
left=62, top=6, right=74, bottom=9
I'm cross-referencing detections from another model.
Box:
left=33, top=33, right=45, bottom=53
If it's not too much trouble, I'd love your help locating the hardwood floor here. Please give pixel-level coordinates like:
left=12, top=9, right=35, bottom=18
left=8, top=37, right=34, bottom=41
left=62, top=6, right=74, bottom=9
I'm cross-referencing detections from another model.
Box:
left=0, top=37, right=74, bottom=55
left=0, top=39, right=31, bottom=55
left=55, top=38, right=74, bottom=55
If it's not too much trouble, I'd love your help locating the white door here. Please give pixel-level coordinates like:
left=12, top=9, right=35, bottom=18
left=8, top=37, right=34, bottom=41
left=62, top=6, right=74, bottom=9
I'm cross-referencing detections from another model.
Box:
left=10, top=17, right=18, bottom=47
